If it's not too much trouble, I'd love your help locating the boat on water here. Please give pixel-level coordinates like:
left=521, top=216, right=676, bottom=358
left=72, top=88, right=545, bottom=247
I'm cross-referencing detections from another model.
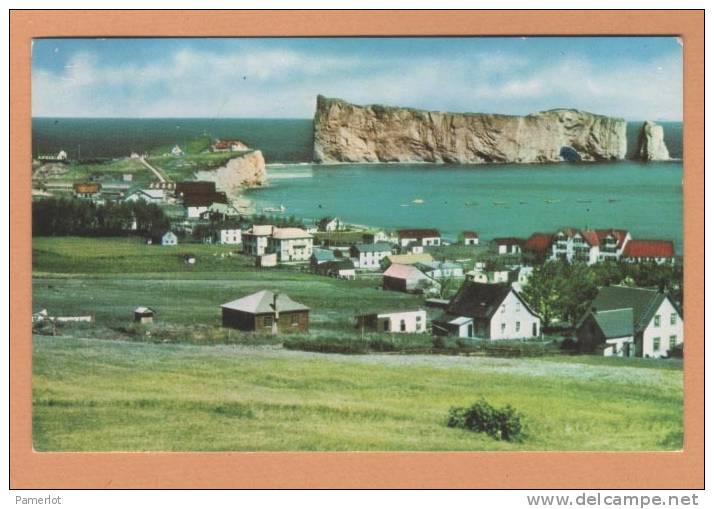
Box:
left=464, top=201, right=479, bottom=207
left=576, top=199, right=592, bottom=204
left=263, top=204, right=286, bottom=213
left=544, top=199, right=561, bottom=204
left=493, top=201, right=508, bottom=206
left=412, top=198, right=425, bottom=204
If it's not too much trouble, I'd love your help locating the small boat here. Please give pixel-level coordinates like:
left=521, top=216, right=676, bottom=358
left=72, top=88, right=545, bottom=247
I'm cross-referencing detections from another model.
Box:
left=545, top=199, right=561, bottom=204
left=412, top=198, right=425, bottom=204
left=263, top=204, right=286, bottom=213
left=464, top=201, right=479, bottom=207
left=400, top=204, right=410, bottom=207
left=576, top=199, right=592, bottom=204
left=608, top=198, right=619, bottom=203
left=493, top=201, right=508, bottom=207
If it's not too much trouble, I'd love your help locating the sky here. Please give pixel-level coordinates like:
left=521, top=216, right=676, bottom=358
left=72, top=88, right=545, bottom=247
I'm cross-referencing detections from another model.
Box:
left=32, top=37, right=682, bottom=120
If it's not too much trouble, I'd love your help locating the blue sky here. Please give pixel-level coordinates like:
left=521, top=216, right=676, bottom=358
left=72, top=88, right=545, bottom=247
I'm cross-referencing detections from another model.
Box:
left=32, top=37, right=682, bottom=120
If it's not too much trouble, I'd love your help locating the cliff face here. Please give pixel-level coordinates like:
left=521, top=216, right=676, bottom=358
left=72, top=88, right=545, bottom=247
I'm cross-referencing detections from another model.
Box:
left=313, top=96, right=627, bottom=164
left=635, top=121, right=670, bottom=161
left=194, top=150, right=266, bottom=200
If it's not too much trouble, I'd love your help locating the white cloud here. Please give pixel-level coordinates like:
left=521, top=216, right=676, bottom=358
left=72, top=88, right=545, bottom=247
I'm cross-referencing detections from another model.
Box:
left=32, top=46, right=682, bottom=120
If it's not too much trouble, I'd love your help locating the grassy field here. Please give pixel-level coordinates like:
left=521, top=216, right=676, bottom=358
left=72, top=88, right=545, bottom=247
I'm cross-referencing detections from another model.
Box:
left=31, top=236, right=683, bottom=451
left=32, top=336, right=683, bottom=451
left=147, top=152, right=242, bottom=182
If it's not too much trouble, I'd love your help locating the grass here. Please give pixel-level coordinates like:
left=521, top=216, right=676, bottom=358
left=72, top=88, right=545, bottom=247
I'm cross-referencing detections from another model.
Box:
left=35, top=158, right=151, bottom=184
left=32, top=336, right=683, bottom=451
left=146, top=153, right=243, bottom=182
left=31, top=236, right=684, bottom=451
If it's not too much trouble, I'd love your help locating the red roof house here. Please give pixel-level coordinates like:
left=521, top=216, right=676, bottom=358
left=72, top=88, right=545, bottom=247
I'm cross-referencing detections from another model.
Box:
left=623, top=240, right=675, bottom=260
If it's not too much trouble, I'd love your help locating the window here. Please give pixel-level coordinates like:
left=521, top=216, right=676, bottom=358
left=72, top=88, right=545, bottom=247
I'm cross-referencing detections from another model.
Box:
left=501, top=323, right=506, bottom=333
left=516, top=302, right=521, bottom=312
left=263, top=316, right=273, bottom=327
left=654, top=315, right=661, bottom=327
left=669, top=336, right=677, bottom=349
left=501, top=304, right=505, bottom=314
left=291, top=313, right=299, bottom=326
left=516, top=322, right=521, bottom=332
left=653, top=337, right=661, bottom=351
left=670, top=313, right=677, bottom=325
left=383, top=320, right=389, bottom=331
left=416, top=315, right=422, bottom=322
left=400, top=320, right=406, bottom=332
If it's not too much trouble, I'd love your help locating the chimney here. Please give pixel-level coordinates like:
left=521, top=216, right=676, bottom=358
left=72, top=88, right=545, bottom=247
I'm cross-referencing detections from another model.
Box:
left=271, top=292, right=280, bottom=336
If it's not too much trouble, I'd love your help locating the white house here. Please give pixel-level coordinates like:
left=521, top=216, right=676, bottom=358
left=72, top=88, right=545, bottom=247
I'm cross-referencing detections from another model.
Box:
left=57, top=150, right=68, bottom=160
left=243, top=225, right=274, bottom=256
left=160, top=231, right=178, bottom=246
left=397, top=229, right=441, bottom=248
left=494, top=238, right=523, bottom=255
left=462, top=231, right=479, bottom=246
left=467, top=268, right=511, bottom=284
left=267, top=227, right=314, bottom=262
left=550, top=228, right=631, bottom=265
left=622, top=240, right=675, bottom=265
left=350, top=243, right=393, bottom=269
left=124, top=188, right=166, bottom=204
left=433, top=282, right=541, bottom=340
left=219, top=228, right=242, bottom=245
left=171, top=145, right=184, bottom=156
left=416, top=261, right=464, bottom=279
left=317, top=216, right=343, bottom=232
left=355, top=310, right=427, bottom=334
left=575, top=285, right=683, bottom=358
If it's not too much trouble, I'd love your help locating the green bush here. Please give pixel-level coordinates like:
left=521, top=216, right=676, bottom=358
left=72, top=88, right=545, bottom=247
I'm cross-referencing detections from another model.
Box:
left=447, top=399, right=523, bottom=442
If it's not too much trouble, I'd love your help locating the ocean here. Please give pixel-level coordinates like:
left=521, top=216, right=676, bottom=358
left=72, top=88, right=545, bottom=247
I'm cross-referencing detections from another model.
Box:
left=32, top=118, right=683, bottom=250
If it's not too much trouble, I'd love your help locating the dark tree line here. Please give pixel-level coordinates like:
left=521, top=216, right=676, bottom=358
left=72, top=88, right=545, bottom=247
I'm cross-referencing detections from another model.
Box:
left=33, top=197, right=170, bottom=237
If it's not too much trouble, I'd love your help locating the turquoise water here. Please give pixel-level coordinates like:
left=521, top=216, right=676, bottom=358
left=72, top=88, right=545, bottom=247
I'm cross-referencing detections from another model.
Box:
left=32, top=117, right=683, bottom=250
left=248, top=161, right=683, bottom=251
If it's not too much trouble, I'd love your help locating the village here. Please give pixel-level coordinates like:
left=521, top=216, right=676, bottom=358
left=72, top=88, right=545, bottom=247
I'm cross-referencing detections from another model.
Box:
left=31, top=141, right=683, bottom=361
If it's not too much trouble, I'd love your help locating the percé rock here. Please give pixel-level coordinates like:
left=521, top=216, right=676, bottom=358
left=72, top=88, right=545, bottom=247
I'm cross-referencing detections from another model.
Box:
left=194, top=150, right=266, bottom=200
left=635, top=121, right=670, bottom=161
left=313, top=95, right=627, bottom=164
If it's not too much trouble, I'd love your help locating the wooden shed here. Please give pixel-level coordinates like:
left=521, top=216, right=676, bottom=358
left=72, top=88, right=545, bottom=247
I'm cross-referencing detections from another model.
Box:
left=134, top=306, right=155, bottom=324
left=221, top=290, right=309, bottom=334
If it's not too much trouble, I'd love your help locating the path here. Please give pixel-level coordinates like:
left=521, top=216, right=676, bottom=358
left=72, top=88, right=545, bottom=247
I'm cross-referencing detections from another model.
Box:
left=139, top=157, right=170, bottom=183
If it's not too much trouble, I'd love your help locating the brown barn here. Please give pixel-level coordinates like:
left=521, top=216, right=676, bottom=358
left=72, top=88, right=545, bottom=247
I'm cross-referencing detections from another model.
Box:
left=73, top=182, right=101, bottom=195
left=221, top=290, right=309, bottom=334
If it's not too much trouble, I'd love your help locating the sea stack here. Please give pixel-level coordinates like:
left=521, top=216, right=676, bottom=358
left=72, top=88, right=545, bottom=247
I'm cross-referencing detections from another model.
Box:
left=313, top=95, right=627, bottom=164
left=635, top=121, right=670, bottom=161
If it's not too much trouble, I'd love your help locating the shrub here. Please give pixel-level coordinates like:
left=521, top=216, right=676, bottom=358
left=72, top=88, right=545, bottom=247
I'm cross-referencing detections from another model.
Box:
left=447, top=399, right=523, bottom=442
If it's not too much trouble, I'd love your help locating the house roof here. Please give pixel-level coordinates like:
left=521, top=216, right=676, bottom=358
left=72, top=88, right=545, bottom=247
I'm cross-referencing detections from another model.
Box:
left=383, top=263, right=428, bottom=280
left=462, top=231, right=478, bottom=239
left=221, top=290, right=309, bottom=314
left=623, top=240, right=675, bottom=258
left=595, top=228, right=630, bottom=248
left=493, top=237, right=524, bottom=246
left=523, top=233, right=553, bottom=253
left=385, top=253, right=434, bottom=266
left=397, top=228, right=440, bottom=239
left=176, top=181, right=216, bottom=195
left=587, top=285, right=676, bottom=333
left=272, top=227, right=312, bottom=240
left=579, top=230, right=600, bottom=247
left=184, top=192, right=228, bottom=207
left=590, top=308, right=634, bottom=339
left=353, top=242, right=393, bottom=253
left=134, top=306, right=154, bottom=315
left=446, top=282, right=513, bottom=319
left=247, top=225, right=274, bottom=236
left=213, top=139, right=249, bottom=150
left=312, top=248, right=338, bottom=262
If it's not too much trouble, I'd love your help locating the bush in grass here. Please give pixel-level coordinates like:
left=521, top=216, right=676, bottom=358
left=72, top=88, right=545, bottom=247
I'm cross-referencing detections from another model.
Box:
left=447, top=399, right=523, bottom=442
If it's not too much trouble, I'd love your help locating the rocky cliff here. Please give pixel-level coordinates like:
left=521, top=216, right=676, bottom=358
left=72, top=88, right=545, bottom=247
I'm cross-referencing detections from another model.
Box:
left=194, top=150, right=266, bottom=200
left=635, top=121, right=670, bottom=161
left=313, top=95, right=627, bottom=164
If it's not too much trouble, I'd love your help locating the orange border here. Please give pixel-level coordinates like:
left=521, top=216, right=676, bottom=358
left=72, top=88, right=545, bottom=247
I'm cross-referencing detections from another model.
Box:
left=10, top=10, right=704, bottom=489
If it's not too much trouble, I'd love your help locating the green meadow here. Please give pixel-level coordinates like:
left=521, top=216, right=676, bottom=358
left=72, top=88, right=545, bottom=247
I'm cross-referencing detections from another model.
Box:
left=31, top=237, right=683, bottom=451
